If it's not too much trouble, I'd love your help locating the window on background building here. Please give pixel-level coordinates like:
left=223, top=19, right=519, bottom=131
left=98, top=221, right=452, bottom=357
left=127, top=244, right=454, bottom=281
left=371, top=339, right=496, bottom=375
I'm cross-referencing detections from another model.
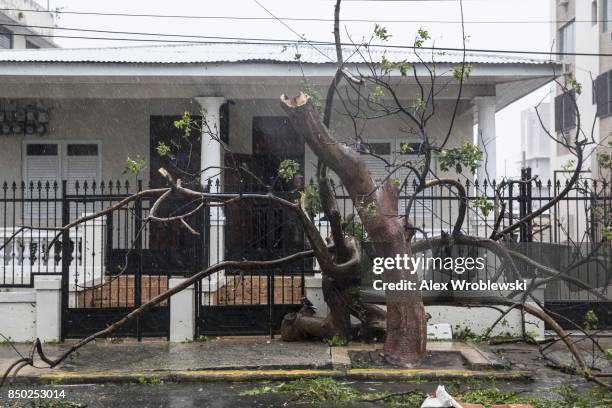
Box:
left=594, top=70, right=612, bottom=117
left=558, top=20, right=575, bottom=56
left=0, top=26, right=12, bottom=49
left=605, top=0, right=612, bottom=31
left=554, top=91, right=577, bottom=132
left=25, top=40, right=39, bottom=49
left=593, top=1, right=598, bottom=26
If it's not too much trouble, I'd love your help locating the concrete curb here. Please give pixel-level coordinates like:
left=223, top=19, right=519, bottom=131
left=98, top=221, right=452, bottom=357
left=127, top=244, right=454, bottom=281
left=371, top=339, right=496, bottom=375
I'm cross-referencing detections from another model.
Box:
left=14, top=368, right=533, bottom=385
left=330, top=341, right=509, bottom=370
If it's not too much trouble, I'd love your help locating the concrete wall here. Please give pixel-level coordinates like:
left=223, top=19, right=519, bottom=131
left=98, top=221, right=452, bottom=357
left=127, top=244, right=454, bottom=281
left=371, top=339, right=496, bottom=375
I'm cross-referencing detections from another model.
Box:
left=0, top=290, right=36, bottom=342
left=0, top=276, right=61, bottom=342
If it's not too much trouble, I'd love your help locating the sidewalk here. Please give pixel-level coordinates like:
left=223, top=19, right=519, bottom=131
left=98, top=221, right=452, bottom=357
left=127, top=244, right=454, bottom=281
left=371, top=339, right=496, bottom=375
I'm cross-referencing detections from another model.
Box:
left=0, top=337, right=529, bottom=384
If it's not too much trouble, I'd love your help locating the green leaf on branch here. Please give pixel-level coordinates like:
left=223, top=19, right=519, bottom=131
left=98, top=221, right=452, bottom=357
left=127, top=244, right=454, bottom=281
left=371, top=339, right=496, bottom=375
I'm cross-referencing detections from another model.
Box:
left=603, top=227, right=612, bottom=242
left=399, top=61, right=411, bottom=76
left=364, top=201, right=377, bottom=217
left=597, top=151, right=611, bottom=170
left=415, top=28, right=430, bottom=47
left=374, top=24, right=391, bottom=41
left=155, top=141, right=175, bottom=159
left=437, top=141, right=483, bottom=175
left=452, top=64, right=472, bottom=82
left=371, top=86, right=385, bottom=102
left=174, top=111, right=193, bottom=137
left=561, top=159, right=576, bottom=171
left=472, top=196, right=495, bottom=217
left=344, top=220, right=367, bottom=243
left=566, top=72, right=582, bottom=95
left=400, top=143, right=414, bottom=154
left=278, top=159, right=300, bottom=183
left=381, top=56, right=394, bottom=75
left=300, top=183, right=322, bottom=214
left=123, top=154, right=146, bottom=175
left=584, top=310, right=598, bottom=331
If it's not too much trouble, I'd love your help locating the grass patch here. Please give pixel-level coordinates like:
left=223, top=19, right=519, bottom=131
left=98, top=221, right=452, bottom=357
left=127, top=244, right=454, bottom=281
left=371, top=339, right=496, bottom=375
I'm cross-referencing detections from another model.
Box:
left=323, top=335, right=348, bottom=347
left=241, top=380, right=612, bottom=408
left=241, top=378, right=426, bottom=406
left=241, top=378, right=360, bottom=403
left=457, top=385, right=612, bottom=408
left=136, top=376, right=164, bottom=386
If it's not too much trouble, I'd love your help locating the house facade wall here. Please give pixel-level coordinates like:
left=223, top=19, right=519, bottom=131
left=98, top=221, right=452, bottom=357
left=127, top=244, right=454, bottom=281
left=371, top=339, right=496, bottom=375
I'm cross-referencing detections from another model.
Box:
left=0, top=98, right=201, bottom=187
left=0, top=96, right=473, bottom=187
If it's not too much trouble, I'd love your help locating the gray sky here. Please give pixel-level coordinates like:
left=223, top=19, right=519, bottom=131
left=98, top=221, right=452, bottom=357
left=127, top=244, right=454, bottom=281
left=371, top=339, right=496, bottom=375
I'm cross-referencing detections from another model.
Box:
left=46, top=0, right=554, bottom=178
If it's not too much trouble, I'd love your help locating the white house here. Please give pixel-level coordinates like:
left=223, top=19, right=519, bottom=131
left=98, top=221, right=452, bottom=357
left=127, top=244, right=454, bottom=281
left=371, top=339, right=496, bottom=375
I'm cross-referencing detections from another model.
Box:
left=0, top=42, right=560, bottom=341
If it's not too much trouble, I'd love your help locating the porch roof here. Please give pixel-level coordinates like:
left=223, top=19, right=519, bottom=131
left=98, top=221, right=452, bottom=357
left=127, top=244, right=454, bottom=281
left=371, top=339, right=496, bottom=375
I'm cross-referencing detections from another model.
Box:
left=0, top=42, right=549, bottom=65
left=0, top=42, right=562, bottom=110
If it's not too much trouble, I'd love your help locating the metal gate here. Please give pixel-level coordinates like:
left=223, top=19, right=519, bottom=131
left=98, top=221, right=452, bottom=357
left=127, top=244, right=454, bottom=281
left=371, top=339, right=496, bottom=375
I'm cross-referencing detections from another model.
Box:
left=61, top=180, right=172, bottom=339
left=195, top=187, right=309, bottom=337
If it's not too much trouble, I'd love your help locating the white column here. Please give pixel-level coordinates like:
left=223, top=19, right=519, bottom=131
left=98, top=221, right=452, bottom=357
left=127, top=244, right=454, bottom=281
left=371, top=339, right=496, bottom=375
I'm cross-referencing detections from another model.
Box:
left=195, top=96, right=226, bottom=193
left=169, top=278, right=195, bottom=342
left=35, top=276, right=62, bottom=342
left=195, top=97, right=227, bottom=302
left=474, top=96, right=497, bottom=182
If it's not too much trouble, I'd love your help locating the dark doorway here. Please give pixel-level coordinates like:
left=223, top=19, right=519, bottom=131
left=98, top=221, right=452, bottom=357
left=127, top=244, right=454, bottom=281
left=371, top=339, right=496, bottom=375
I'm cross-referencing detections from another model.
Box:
left=148, top=115, right=203, bottom=275
left=197, top=116, right=308, bottom=336
left=224, top=117, right=306, bottom=265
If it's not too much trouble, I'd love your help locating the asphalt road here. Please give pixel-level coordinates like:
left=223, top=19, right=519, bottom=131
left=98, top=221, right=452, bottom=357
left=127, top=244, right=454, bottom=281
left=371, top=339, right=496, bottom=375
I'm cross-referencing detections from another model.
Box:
left=0, top=379, right=566, bottom=408
left=1, top=382, right=395, bottom=408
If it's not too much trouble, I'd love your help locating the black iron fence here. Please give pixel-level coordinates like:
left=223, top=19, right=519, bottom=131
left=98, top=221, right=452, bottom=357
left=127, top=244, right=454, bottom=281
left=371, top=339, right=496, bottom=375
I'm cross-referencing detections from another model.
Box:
left=1, top=171, right=611, bottom=333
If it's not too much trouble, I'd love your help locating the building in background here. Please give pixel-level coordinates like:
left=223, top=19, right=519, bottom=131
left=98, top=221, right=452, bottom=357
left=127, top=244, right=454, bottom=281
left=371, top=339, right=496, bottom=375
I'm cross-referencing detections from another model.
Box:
left=520, top=102, right=552, bottom=180
left=553, top=0, right=610, bottom=180
left=0, top=0, right=57, bottom=49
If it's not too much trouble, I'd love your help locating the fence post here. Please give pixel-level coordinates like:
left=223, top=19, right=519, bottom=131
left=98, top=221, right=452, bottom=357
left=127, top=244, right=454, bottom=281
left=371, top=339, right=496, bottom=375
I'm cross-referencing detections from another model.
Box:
left=60, top=180, right=69, bottom=340
left=134, top=180, right=143, bottom=341
left=519, top=167, right=533, bottom=243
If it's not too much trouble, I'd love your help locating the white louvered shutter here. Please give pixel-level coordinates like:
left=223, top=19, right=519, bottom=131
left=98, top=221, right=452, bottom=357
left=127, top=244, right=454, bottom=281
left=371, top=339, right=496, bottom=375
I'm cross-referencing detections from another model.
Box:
left=24, top=144, right=60, bottom=222
left=64, top=144, right=100, bottom=219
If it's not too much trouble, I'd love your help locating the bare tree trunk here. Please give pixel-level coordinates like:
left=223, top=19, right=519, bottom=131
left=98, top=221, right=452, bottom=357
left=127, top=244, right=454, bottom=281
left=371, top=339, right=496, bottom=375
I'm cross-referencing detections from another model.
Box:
left=379, top=239, right=427, bottom=366
left=280, top=93, right=427, bottom=365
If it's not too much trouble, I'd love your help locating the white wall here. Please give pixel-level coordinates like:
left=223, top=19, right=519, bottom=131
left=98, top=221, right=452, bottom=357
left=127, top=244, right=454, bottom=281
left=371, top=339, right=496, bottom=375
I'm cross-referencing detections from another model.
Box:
left=0, top=290, right=36, bottom=342
left=0, top=98, right=201, bottom=186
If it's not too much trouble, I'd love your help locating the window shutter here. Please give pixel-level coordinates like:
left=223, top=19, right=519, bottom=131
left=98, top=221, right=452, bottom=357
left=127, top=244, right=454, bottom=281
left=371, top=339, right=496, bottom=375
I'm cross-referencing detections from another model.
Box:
left=554, top=94, right=563, bottom=132
left=24, top=144, right=60, bottom=222
left=64, top=144, right=100, bottom=219
left=563, top=92, right=576, bottom=130
left=65, top=156, right=99, bottom=195
left=595, top=73, right=608, bottom=117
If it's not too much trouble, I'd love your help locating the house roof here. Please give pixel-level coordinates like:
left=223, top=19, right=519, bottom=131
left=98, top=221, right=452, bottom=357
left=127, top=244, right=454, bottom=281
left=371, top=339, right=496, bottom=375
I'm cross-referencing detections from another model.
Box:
left=0, top=42, right=552, bottom=65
